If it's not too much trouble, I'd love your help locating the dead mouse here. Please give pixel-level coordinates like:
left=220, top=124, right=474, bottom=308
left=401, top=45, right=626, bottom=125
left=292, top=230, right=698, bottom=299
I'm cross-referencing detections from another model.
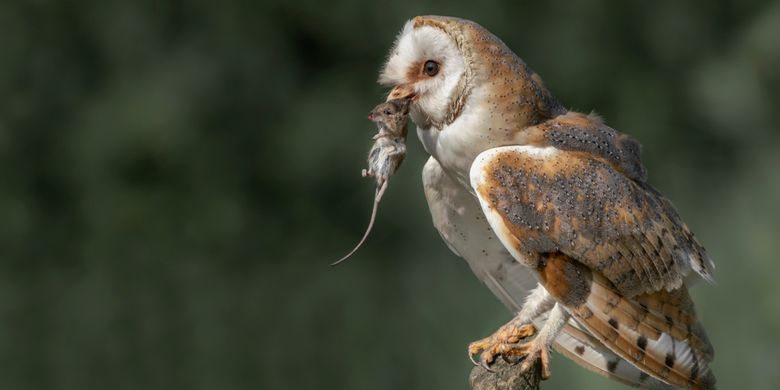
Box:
left=332, top=98, right=410, bottom=265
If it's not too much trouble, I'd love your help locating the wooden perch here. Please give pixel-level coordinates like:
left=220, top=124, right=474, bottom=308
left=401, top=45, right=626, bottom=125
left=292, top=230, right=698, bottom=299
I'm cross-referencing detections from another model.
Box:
left=469, top=359, right=541, bottom=390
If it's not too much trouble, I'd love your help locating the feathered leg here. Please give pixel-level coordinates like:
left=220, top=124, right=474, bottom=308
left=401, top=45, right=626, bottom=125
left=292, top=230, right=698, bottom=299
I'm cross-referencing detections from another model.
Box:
left=510, top=304, right=570, bottom=379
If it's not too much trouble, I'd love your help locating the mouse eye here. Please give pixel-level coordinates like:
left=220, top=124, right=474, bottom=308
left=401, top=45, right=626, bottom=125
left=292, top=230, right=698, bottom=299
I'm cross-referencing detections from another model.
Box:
left=423, top=60, right=439, bottom=76
left=384, top=110, right=391, bottom=115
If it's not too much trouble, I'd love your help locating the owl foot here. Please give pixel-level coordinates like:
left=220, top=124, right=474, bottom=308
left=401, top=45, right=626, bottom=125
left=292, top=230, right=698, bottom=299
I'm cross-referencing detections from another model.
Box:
left=467, top=323, right=539, bottom=373
left=511, top=339, right=552, bottom=380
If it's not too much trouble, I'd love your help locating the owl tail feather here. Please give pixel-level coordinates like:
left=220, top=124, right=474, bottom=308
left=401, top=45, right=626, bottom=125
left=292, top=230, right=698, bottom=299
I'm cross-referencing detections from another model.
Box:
left=538, top=253, right=716, bottom=389
left=554, top=322, right=674, bottom=389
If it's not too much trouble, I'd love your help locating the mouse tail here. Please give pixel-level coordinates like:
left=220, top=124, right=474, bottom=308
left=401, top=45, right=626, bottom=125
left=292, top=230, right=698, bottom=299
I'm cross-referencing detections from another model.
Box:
left=331, top=181, right=387, bottom=266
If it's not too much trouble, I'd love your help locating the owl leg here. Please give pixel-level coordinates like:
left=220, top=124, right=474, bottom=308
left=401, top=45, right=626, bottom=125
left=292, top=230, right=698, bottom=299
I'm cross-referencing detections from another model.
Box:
left=510, top=304, right=570, bottom=379
left=468, top=285, right=555, bottom=371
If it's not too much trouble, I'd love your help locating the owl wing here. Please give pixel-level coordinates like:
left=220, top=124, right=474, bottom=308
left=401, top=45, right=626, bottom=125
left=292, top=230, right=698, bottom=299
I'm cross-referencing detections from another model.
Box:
left=469, top=145, right=716, bottom=388
left=470, top=145, right=713, bottom=295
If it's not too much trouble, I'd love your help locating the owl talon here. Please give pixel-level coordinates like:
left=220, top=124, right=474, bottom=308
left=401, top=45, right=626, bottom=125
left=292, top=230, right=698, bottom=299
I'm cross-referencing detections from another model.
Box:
left=467, top=322, right=536, bottom=371
left=468, top=350, right=495, bottom=372
left=468, top=351, right=480, bottom=367
left=480, top=359, right=496, bottom=373
left=514, top=341, right=551, bottom=380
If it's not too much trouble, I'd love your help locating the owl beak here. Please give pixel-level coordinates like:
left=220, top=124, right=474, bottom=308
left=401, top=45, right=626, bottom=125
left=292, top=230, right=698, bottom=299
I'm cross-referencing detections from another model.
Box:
left=387, top=85, right=417, bottom=101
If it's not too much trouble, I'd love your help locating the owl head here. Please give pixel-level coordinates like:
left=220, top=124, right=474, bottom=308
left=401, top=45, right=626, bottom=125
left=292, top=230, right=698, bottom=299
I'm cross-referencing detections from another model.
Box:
left=379, top=16, right=563, bottom=131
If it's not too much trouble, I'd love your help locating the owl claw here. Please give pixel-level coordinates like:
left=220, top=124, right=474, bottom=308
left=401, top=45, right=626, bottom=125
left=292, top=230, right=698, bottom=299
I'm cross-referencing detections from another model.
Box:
left=467, top=323, right=537, bottom=372
left=469, top=351, right=479, bottom=367
left=480, top=359, right=496, bottom=373
left=469, top=349, right=495, bottom=372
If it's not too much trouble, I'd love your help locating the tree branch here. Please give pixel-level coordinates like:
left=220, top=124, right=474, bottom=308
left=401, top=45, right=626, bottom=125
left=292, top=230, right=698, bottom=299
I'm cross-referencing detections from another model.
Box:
left=469, top=359, right=541, bottom=390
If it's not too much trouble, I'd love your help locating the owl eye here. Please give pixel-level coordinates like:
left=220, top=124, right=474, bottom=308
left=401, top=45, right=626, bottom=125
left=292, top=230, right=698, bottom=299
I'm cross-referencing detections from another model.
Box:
left=423, top=60, right=439, bottom=76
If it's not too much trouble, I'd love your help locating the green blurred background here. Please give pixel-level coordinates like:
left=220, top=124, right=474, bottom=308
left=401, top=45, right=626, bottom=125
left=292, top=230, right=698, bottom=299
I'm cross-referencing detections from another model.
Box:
left=1, top=0, right=779, bottom=389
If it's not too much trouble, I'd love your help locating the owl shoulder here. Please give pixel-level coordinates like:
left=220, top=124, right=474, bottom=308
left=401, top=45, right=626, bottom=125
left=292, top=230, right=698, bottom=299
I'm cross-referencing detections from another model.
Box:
left=522, top=112, right=647, bottom=182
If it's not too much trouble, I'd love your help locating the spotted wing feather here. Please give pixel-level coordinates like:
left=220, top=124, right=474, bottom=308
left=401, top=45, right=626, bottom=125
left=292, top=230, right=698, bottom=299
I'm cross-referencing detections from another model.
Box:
left=470, top=145, right=713, bottom=296
left=523, top=112, right=647, bottom=182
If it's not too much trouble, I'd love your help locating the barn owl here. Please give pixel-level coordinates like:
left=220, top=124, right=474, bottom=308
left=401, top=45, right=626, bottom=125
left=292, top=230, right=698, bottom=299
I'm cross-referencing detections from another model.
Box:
left=379, top=16, right=716, bottom=389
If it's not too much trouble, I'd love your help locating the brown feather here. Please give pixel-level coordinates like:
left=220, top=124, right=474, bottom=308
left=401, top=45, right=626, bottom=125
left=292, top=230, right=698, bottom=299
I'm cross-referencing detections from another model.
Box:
left=566, top=271, right=715, bottom=389
left=475, top=146, right=712, bottom=296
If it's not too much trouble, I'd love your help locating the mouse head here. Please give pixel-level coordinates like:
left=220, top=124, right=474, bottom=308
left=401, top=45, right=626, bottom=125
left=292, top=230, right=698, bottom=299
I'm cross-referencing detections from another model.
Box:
left=368, top=98, right=410, bottom=123
left=368, top=99, right=410, bottom=137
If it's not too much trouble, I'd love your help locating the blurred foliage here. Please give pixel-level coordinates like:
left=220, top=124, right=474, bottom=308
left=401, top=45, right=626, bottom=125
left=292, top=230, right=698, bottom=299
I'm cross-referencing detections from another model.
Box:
left=0, top=0, right=779, bottom=389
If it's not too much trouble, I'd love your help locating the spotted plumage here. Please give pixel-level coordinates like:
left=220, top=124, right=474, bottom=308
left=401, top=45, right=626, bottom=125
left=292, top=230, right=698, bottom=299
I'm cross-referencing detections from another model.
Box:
left=473, top=144, right=713, bottom=296
left=377, top=15, right=716, bottom=389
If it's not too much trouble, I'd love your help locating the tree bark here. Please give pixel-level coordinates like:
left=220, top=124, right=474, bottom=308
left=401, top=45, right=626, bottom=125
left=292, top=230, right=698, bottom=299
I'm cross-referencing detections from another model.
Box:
left=469, top=359, right=541, bottom=390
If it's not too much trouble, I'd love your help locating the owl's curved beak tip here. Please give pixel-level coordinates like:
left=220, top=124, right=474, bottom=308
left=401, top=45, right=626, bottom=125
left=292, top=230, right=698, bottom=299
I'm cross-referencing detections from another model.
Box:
left=387, top=85, right=417, bottom=101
